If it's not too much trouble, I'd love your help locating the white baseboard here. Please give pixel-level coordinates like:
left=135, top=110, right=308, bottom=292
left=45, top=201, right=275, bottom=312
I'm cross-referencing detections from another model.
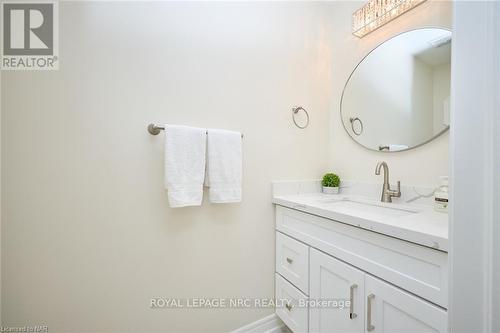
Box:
left=230, top=313, right=289, bottom=333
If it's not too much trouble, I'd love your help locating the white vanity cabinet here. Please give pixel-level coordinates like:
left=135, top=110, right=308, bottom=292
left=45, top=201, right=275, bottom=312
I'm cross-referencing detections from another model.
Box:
left=309, top=248, right=365, bottom=333
left=274, top=205, right=448, bottom=333
left=309, top=249, right=446, bottom=333
left=276, top=232, right=309, bottom=294
left=275, top=273, right=309, bottom=332
left=364, top=275, right=447, bottom=333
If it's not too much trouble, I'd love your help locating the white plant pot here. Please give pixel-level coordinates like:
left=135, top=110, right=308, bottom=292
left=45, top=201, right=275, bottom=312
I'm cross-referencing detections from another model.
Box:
left=322, top=186, right=339, bottom=194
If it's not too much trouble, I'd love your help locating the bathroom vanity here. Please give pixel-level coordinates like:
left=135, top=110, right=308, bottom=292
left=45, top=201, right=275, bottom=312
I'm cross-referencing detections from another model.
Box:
left=272, top=26, right=452, bottom=333
left=272, top=182, right=448, bottom=333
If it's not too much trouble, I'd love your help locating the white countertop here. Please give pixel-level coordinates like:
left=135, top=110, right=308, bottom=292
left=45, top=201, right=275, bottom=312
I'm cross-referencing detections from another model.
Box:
left=273, top=192, right=449, bottom=252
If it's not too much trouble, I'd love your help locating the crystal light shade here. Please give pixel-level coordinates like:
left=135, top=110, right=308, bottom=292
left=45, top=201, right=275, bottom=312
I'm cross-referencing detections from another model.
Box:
left=352, top=0, right=427, bottom=38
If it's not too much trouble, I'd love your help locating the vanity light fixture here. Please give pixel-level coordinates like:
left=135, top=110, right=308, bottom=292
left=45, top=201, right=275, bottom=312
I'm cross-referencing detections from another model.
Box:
left=352, top=0, right=427, bottom=38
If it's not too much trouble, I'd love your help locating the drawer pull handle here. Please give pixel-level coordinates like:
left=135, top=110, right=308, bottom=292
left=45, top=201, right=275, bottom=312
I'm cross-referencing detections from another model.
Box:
left=367, top=294, right=375, bottom=331
left=349, top=283, right=358, bottom=319
left=285, top=303, right=293, bottom=311
left=286, top=257, right=294, bottom=264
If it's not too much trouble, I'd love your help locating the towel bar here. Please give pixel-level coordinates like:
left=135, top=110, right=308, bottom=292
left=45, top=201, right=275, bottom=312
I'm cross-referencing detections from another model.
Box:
left=148, top=124, right=243, bottom=138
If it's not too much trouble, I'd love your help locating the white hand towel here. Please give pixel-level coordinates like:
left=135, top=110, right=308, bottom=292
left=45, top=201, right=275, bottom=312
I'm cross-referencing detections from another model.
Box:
left=205, top=129, right=242, bottom=203
left=164, top=125, right=206, bottom=208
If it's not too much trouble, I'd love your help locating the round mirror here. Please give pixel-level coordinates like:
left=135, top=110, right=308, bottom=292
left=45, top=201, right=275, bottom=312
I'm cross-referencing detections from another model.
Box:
left=341, top=28, right=451, bottom=152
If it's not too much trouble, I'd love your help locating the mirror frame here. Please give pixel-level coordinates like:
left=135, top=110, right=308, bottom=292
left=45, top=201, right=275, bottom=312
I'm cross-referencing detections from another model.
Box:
left=340, top=27, right=452, bottom=153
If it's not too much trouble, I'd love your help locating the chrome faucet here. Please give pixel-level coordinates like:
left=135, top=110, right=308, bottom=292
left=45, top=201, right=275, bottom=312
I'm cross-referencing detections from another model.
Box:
left=375, top=161, right=401, bottom=203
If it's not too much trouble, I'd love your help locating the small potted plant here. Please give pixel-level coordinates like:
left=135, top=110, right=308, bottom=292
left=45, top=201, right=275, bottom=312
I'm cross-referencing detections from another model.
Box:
left=322, top=173, right=340, bottom=194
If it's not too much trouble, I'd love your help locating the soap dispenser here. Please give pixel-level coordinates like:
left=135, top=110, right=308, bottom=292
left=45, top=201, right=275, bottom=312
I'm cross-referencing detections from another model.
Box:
left=434, top=176, right=449, bottom=213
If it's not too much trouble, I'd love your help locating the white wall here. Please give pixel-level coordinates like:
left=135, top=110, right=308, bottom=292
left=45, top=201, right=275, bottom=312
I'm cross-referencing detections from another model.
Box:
left=494, top=3, right=500, bottom=330
left=328, top=0, right=452, bottom=187
left=0, top=56, right=2, bottom=327
left=449, top=1, right=500, bottom=332
left=1, top=2, right=332, bottom=332
left=432, top=63, right=451, bottom=133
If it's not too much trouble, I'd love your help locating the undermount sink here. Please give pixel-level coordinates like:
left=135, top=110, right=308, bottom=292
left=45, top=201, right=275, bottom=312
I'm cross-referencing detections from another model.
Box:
left=321, top=197, right=419, bottom=218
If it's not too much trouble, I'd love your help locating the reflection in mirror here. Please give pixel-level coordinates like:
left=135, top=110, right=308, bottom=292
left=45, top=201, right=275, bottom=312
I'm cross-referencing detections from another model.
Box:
left=341, top=28, right=451, bottom=152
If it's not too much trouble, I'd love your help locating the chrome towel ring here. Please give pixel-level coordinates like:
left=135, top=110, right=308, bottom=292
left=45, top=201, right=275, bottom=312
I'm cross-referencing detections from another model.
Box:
left=349, top=117, right=363, bottom=136
left=292, top=106, right=310, bottom=129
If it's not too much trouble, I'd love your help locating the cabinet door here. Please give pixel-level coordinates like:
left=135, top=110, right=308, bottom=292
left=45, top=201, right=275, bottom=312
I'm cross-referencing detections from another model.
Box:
left=275, top=273, right=309, bottom=333
left=276, top=232, right=310, bottom=294
left=365, top=275, right=447, bottom=333
left=309, top=249, right=365, bottom=333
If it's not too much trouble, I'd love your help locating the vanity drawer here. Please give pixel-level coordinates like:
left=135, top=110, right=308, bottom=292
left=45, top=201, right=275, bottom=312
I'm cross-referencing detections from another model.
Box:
left=276, top=232, right=309, bottom=294
left=275, top=273, right=308, bottom=333
left=276, top=206, right=448, bottom=308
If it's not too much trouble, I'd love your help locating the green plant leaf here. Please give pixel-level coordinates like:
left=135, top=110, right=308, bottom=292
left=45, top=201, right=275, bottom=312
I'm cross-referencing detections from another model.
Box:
left=322, top=173, right=340, bottom=187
